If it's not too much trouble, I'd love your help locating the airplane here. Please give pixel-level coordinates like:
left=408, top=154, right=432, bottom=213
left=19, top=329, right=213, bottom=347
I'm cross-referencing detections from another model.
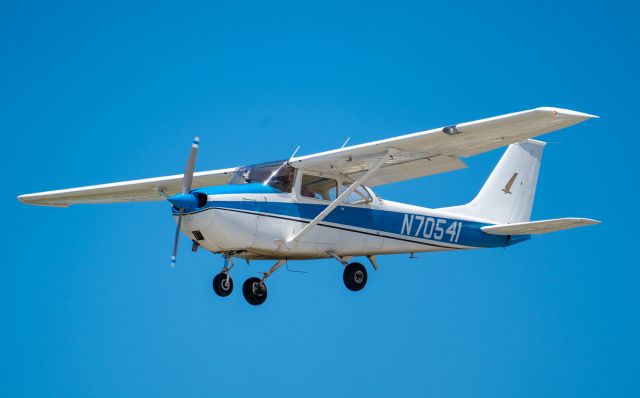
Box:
left=18, top=107, right=601, bottom=305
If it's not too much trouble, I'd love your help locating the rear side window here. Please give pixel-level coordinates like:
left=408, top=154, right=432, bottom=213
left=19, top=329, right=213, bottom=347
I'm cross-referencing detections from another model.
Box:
left=341, top=182, right=372, bottom=205
left=300, top=175, right=338, bottom=201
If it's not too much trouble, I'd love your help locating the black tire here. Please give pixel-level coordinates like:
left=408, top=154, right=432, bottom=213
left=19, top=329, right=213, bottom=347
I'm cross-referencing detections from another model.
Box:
left=343, top=262, right=367, bottom=291
left=242, top=277, right=268, bottom=305
left=213, top=273, right=233, bottom=297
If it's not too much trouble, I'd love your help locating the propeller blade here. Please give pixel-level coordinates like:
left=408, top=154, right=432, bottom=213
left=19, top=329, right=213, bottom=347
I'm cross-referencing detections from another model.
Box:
left=170, top=209, right=184, bottom=267
left=182, top=137, right=200, bottom=194
left=170, top=137, right=200, bottom=267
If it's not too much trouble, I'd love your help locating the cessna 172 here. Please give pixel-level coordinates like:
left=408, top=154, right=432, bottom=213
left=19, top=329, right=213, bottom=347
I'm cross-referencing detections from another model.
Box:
left=18, top=107, right=600, bottom=305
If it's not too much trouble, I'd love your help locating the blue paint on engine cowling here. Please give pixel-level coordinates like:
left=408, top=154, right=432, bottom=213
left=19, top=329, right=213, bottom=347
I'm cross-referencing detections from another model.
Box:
left=169, top=183, right=280, bottom=214
left=168, top=193, right=198, bottom=211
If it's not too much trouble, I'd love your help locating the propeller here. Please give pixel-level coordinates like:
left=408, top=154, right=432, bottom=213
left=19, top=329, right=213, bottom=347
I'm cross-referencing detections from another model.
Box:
left=168, top=137, right=200, bottom=267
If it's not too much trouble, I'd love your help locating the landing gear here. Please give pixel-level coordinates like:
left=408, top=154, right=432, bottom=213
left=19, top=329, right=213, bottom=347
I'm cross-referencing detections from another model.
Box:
left=343, top=262, right=367, bottom=291
left=242, top=277, right=267, bottom=305
left=241, top=259, right=285, bottom=306
left=213, top=273, right=233, bottom=297
left=326, top=251, right=372, bottom=292
left=213, top=254, right=234, bottom=297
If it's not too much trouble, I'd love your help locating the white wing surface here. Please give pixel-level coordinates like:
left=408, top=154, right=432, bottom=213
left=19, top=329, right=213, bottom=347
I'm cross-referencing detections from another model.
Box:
left=290, top=107, right=597, bottom=186
left=18, top=168, right=236, bottom=207
left=18, top=107, right=596, bottom=207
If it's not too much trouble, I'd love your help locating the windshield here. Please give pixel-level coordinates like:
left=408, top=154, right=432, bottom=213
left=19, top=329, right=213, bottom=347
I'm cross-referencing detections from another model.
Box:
left=229, top=160, right=295, bottom=192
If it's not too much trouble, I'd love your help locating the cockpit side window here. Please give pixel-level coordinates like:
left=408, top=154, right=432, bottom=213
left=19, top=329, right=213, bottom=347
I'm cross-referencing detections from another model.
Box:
left=300, top=174, right=338, bottom=201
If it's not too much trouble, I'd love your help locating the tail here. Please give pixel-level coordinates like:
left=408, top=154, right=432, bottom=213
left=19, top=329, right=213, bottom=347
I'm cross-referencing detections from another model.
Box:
left=444, top=139, right=545, bottom=224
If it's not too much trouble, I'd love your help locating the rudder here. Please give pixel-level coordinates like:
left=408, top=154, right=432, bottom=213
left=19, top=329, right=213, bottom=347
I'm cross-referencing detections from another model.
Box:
left=443, top=139, right=545, bottom=224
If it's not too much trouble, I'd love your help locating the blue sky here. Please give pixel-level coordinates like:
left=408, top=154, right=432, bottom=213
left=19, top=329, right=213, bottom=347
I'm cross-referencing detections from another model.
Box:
left=1, top=0, right=638, bottom=396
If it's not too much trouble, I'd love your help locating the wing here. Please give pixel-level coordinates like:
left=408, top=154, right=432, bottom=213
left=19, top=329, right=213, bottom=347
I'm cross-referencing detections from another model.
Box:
left=290, top=107, right=597, bottom=186
left=18, top=167, right=236, bottom=207
left=481, top=218, right=601, bottom=235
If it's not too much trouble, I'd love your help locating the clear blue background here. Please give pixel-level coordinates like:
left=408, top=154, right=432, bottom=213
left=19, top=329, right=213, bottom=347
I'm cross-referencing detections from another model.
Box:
left=2, top=1, right=637, bottom=397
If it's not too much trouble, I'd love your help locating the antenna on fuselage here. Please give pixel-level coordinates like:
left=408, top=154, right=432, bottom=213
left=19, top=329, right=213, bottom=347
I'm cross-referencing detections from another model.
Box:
left=341, top=137, right=351, bottom=148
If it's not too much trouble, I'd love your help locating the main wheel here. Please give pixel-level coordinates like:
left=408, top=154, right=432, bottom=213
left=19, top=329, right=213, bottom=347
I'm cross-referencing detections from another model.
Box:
left=242, top=277, right=268, bottom=305
left=343, top=262, right=367, bottom=291
left=213, top=273, right=233, bottom=297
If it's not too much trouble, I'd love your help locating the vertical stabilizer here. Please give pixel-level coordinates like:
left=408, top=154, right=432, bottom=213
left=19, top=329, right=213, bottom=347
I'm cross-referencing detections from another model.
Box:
left=443, top=139, right=545, bottom=224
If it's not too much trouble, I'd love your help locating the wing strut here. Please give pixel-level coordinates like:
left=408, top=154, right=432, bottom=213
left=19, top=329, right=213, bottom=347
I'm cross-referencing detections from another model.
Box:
left=287, top=153, right=390, bottom=243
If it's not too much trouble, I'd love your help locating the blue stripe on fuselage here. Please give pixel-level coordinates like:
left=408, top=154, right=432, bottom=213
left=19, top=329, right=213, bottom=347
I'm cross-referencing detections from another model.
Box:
left=174, top=193, right=528, bottom=248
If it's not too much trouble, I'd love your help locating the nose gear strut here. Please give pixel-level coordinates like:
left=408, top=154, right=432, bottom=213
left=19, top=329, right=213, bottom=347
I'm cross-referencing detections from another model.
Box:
left=212, top=254, right=235, bottom=297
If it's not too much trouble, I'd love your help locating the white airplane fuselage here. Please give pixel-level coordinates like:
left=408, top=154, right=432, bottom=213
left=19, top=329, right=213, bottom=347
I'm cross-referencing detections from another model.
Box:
left=175, top=184, right=527, bottom=260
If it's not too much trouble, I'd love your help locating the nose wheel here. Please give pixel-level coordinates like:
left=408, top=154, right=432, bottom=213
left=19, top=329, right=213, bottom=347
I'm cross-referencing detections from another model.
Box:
left=212, top=272, right=233, bottom=297
left=212, top=254, right=235, bottom=297
left=343, top=262, right=367, bottom=291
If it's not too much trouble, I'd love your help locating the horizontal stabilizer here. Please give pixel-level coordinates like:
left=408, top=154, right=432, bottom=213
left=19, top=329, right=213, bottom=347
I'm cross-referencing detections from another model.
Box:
left=481, top=218, right=601, bottom=235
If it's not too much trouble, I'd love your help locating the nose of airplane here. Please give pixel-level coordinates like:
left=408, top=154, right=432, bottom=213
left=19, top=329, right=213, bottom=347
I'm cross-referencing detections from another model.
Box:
left=175, top=208, right=215, bottom=232
left=168, top=193, right=198, bottom=211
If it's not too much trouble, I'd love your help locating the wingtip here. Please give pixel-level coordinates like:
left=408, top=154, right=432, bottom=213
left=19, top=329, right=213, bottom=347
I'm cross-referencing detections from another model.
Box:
left=571, top=217, right=601, bottom=226
left=17, top=194, right=71, bottom=208
left=537, top=107, right=599, bottom=119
